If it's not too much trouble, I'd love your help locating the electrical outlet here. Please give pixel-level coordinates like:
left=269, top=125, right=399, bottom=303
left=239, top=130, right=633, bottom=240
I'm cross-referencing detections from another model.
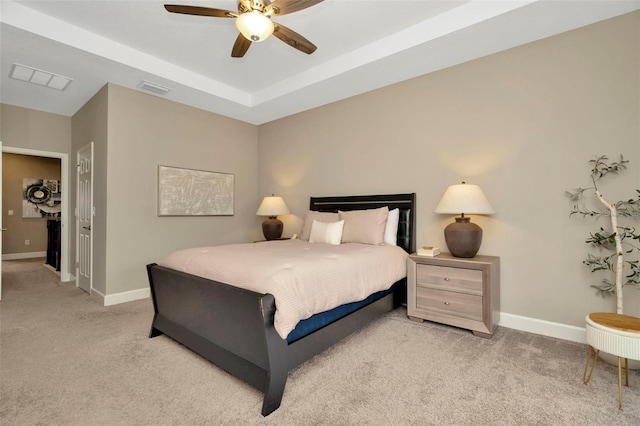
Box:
left=25, top=239, right=30, bottom=246
left=8, top=210, right=13, bottom=216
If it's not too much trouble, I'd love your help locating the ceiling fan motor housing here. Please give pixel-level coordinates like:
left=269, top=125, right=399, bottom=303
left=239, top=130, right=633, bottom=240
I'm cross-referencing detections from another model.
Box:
left=239, top=0, right=270, bottom=15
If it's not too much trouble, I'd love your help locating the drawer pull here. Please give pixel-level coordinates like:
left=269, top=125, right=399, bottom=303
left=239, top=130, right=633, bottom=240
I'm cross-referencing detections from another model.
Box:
left=444, top=278, right=451, bottom=281
left=444, top=301, right=451, bottom=305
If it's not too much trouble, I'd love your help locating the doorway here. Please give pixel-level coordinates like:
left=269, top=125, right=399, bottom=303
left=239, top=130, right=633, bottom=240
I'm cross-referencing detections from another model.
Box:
left=1, top=146, right=71, bottom=295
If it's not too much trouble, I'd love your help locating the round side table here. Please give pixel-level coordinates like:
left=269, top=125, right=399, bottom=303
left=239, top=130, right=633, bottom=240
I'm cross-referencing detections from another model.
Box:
left=582, top=312, right=640, bottom=410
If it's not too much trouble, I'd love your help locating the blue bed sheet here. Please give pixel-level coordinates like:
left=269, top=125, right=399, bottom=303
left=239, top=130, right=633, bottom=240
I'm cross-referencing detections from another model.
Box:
left=286, top=281, right=401, bottom=344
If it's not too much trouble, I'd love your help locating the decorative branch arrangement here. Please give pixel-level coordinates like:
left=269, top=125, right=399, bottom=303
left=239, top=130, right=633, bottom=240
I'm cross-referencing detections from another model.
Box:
left=566, top=155, right=640, bottom=315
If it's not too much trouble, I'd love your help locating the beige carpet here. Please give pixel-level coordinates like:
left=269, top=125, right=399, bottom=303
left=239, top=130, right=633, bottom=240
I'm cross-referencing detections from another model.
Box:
left=1, top=258, right=638, bottom=425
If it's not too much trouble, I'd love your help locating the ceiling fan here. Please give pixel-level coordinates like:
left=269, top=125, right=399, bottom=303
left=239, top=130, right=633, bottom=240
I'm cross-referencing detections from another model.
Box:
left=164, top=0, right=323, bottom=58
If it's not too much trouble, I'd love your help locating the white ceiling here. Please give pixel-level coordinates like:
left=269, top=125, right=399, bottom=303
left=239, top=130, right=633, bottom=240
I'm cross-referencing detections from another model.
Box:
left=1, top=0, right=638, bottom=125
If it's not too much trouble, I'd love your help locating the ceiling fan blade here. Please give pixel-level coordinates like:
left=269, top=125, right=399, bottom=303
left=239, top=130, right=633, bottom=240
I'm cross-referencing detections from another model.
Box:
left=164, top=5, right=237, bottom=18
left=266, top=0, right=323, bottom=17
left=231, top=33, right=252, bottom=58
left=272, top=23, right=317, bottom=54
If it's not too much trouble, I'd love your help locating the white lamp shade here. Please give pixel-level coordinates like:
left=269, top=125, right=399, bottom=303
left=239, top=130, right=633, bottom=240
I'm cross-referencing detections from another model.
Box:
left=434, top=183, right=495, bottom=215
left=256, top=196, right=289, bottom=217
left=235, top=11, right=274, bottom=42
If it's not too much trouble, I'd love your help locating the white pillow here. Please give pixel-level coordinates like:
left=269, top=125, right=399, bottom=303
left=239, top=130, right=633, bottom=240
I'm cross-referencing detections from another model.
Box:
left=338, top=206, right=389, bottom=245
left=309, top=219, right=344, bottom=245
left=301, top=211, right=340, bottom=241
left=384, top=208, right=399, bottom=246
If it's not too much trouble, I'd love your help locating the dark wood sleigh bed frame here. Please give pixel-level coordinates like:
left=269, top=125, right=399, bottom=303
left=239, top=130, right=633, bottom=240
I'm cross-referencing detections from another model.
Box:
left=146, top=193, right=416, bottom=416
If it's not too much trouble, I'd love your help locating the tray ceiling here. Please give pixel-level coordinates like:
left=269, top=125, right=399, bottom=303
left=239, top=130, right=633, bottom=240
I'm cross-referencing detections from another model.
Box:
left=1, top=1, right=637, bottom=124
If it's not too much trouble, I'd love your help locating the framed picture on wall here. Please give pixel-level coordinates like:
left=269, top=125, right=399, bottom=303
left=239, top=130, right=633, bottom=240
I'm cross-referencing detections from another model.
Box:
left=22, top=178, right=61, bottom=218
left=157, top=165, right=234, bottom=216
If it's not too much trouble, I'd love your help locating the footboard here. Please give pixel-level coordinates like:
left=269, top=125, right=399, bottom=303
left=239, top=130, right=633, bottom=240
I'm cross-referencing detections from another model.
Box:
left=147, top=263, right=288, bottom=416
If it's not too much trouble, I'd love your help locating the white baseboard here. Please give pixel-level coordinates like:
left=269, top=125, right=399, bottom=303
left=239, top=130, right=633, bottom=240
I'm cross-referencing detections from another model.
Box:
left=43, top=264, right=60, bottom=275
left=90, top=287, right=150, bottom=307
left=2, top=251, right=47, bottom=260
left=499, top=312, right=586, bottom=344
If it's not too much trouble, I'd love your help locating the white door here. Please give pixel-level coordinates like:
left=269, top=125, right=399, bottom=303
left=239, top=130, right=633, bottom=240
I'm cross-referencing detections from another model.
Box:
left=76, top=143, right=93, bottom=293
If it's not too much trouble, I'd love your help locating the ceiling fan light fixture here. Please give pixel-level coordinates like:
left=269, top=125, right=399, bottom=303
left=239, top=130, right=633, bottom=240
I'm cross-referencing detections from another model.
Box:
left=235, top=11, right=274, bottom=42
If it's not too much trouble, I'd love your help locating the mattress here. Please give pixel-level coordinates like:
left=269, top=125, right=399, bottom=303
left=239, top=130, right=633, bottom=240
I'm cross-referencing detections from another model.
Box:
left=159, top=239, right=408, bottom=339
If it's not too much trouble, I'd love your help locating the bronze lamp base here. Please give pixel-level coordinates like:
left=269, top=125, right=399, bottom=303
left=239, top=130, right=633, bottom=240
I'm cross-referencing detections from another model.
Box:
left=444, top=216, right=483, bottom=258
left=262, top=216, right=284, bottom=240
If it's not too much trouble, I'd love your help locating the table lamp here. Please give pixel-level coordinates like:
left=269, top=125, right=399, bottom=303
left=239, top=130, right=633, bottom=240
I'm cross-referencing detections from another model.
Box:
left=256, top=195, right=290, bottom=240
left=434, top=182, right=494, bottom=258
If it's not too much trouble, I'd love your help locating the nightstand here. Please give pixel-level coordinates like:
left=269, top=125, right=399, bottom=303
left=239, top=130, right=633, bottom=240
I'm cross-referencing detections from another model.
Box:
left=407, top=253, right=500, bottom=338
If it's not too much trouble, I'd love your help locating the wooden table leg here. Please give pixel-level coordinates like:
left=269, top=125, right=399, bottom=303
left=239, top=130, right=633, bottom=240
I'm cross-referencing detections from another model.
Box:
left=625, top=357, right=629, bottom=386
left=583, top=346, right=599, bottom=385
left=618, top=356, right=623, bottom=411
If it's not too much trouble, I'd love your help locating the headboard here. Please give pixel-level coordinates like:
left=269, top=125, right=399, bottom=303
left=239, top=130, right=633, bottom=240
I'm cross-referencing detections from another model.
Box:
left=309, top=193, right=416, bottom=254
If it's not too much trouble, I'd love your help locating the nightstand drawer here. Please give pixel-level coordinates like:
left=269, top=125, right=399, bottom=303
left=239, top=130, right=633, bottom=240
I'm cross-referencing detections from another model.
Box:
left=416, top=264, right=483, bottom=295
left=416, top=287, right=483, bottom=321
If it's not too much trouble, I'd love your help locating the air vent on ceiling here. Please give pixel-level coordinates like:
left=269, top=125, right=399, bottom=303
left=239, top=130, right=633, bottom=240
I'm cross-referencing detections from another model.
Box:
left=9, top=63, right=73, bottom=91
left=138, top=80, right=171, bottom=95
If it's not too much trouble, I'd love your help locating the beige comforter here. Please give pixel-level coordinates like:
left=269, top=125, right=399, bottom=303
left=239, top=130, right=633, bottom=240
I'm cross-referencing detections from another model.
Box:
left=159, top=239, right=408, bottom=339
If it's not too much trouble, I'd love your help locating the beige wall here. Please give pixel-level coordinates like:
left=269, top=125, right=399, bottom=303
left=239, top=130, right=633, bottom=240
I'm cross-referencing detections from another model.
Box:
left=103, top=84, right=259, bottom=295
left=0, top=104, right=72, bottom=154
left=1, top=153, right=61, bottom=254
left=257, top=12, right=640, bottom=327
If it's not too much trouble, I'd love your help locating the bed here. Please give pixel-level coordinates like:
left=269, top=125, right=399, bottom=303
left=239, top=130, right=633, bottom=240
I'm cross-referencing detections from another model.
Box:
left=146, top=193, right=416, bottom=416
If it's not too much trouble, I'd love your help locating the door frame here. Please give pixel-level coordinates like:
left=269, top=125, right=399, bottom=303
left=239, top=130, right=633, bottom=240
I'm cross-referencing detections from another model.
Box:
left=1, top=145, right=71, bottom=282
left=76, top=142, right=93, bottom=294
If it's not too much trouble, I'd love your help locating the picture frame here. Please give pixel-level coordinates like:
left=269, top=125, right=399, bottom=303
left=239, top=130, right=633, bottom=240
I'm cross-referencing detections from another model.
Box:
left=23, top=178, right=62, bottom=218
left=157, top=165, right=234, bottom=216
